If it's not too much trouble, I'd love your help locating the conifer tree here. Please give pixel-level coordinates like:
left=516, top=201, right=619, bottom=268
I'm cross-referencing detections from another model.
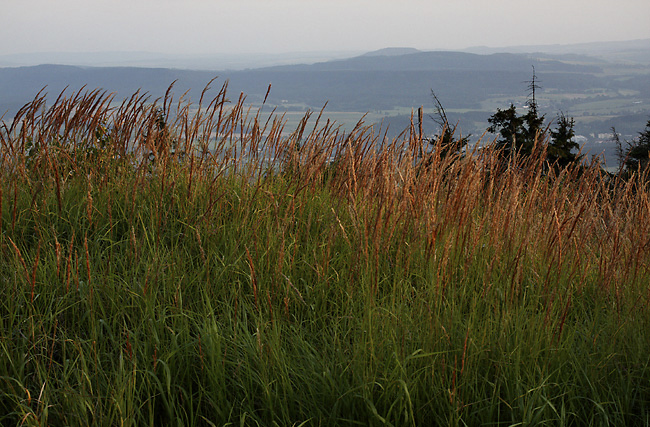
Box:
left=618, top=119, right=650, bottom=176
left=548, top=113, right=580, bottom=167
left=487, top=67, right=544, bottom=157
left=428, top=91, right=470, bottom=158
left=487, top=68, right=581, bottom=167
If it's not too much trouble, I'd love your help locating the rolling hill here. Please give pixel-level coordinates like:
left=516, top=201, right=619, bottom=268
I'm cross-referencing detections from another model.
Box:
left=1, top=42, right=649, bottom=166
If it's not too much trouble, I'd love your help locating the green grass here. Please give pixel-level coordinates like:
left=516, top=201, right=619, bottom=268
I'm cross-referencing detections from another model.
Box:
left=1, top=83, right=650, bottom=426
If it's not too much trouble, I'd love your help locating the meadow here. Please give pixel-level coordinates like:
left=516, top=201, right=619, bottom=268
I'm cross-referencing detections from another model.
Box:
left=1, top=81, right=650, bottom=426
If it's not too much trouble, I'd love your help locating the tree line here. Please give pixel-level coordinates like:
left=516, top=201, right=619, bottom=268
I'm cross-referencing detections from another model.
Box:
left=430, top=67, right=650, bottom=179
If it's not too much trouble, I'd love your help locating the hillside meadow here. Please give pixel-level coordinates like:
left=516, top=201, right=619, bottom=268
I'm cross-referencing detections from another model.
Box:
left=1, top=82, right=650, bottom=426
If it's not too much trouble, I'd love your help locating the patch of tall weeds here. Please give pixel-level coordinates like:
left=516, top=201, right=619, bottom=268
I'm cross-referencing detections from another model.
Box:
left=1, top=82, right=649, bottom=426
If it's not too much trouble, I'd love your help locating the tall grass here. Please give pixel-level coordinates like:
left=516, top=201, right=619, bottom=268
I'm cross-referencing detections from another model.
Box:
left=1, top=82, right=649, bottom=426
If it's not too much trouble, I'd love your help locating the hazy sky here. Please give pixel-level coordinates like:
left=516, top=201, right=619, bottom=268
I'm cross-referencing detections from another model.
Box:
left=2, top=0, right=649, bottom=55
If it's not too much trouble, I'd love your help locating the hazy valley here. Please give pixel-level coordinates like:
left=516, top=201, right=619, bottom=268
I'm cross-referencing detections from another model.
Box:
left=2, top=39, right=650, bottom=167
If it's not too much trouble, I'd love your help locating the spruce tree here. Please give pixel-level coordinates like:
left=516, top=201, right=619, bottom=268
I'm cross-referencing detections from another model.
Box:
left=622, top=119, right=650, bottom=175
left=487, top=67, right=544, bottom=157
left=548, top=113, right=580, bottom=168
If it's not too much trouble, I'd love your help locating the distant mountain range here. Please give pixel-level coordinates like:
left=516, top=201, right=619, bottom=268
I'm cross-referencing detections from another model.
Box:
left=261, top=50, right=602, bottom=73
left=1, top=45, right=631, bottom=113
left=462, top=38, right=650, bottom=64
left=2, top=39, right=647, bottom=70
left=0, top=50, right=363, bottom=71
left=1, top=39, right=649, bottom=167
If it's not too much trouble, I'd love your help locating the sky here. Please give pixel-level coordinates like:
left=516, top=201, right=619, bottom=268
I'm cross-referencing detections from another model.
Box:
left=2, top=0, right=650, bottom=56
